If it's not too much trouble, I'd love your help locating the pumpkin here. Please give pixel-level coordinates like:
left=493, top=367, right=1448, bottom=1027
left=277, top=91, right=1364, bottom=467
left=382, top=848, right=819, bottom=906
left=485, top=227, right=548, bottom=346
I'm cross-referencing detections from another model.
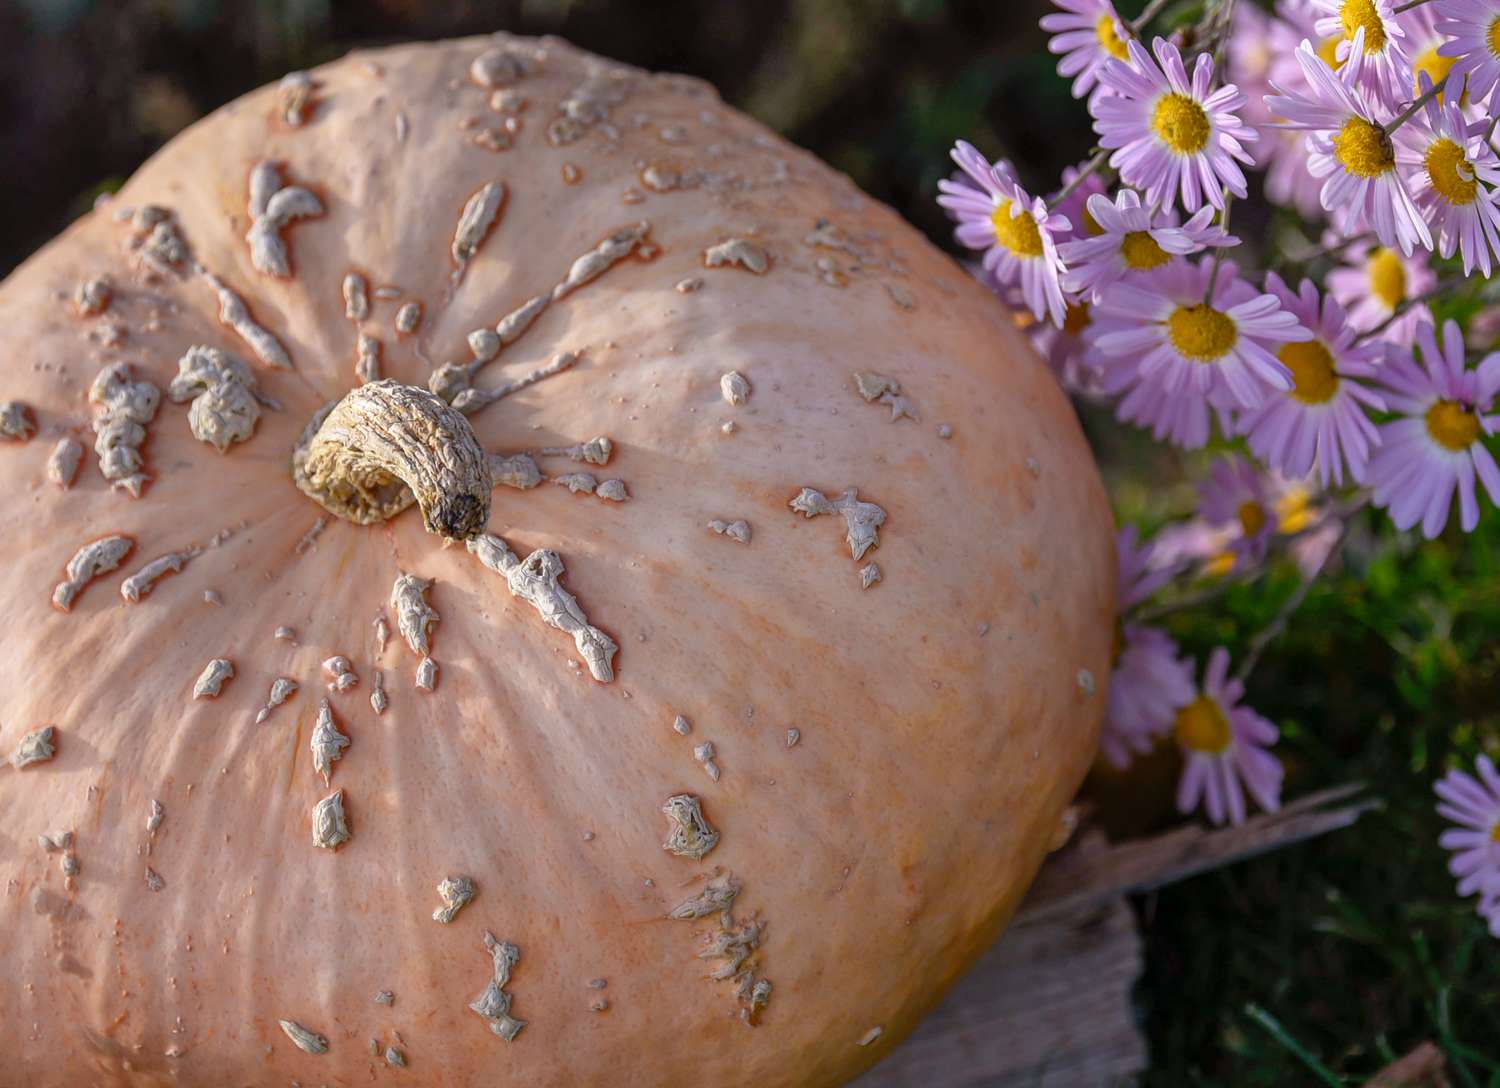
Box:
left=0, top=32, right=1114, bottom=1086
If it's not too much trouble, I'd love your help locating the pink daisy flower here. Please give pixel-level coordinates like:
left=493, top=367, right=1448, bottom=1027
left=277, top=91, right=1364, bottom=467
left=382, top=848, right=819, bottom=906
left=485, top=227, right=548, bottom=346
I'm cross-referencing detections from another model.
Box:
left=1258, top=5, right=1336, bottom=217
left=1395, top=89, right=1500, bottom=276
left=1437, top=0, right=1500, bottom=104
left=1403, top=3, right=1464, bottom=100
left=1434, top=755, right=1500, bottom=937
left=936, top=141, right=1072, bottom=326
left=1326, top=242, right=1436, bottom=344
left=1028, top=301, right=1106, bottom=394
left=1088, top=257, right=1308, bottom=448
left=1174, top=647, right=1283, bottom=827
left=1059, top=188, right=1237, bottom=300
left=1268, top=31, right=1433, bottom=255
left=1237, top=273, right=1387, bottom=485
left=1198, top=457, right=1279, bottom=567
left=1093, top=37, right=1257, bottom=213
left=1041, top=0, right=1137, bottom=104
left=1103, top=527, right=1196, bottom=770
left=1311, top=0, right=1413, bottom=106
left=1368, top=319, right=1500, bottom=537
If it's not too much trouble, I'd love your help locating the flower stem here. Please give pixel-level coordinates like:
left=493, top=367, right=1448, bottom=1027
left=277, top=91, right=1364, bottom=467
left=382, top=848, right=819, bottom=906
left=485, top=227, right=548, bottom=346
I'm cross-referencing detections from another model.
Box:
left=1204, top=195, right=1234, bottom=303
left=1383, top=76, right=1448, bottom=136
left=1128, top=0, right=1175, bottom=34
left=1354, top=275, right=1468, bottom=342
left=1233, top=517, right=1353, bottom=684
left=1392, top=0, right=1438, bottom=13
left=1279, top=230, right=1375, bottom=268
left=1049, top=147, right=1110, bottom=206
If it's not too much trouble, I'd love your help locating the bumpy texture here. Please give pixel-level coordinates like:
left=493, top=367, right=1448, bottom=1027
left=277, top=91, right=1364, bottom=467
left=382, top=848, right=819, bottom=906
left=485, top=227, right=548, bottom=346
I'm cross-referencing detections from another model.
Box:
left=0, top=33, right=1113, bottom=1087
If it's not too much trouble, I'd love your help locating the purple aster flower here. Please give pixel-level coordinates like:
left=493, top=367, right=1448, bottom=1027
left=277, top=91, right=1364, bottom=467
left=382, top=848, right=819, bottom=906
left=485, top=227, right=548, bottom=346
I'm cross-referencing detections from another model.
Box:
left=1028, top=301, right=1106, bottom=394
left=1326, top=242, right=1436, bottom=344
left=1254, top=4, right=1335, bottom=217
left=1403, top=2, right=1463, bottom=99
left=1198, top=457, right=1279, bottom=567
left=1237, top=273, right=1387, bottom=485
left=1311, top=0, right=1413, bottom=106
left=1436, top=0, right=1500, bottom=104
left=1394, top=87, right=1500, bottom=277
left=1093, top=37, right=1256, bottom=213
left=1087, top=257, right=1308, bottom=448
left=1059, top=188, right=1237, bottom=300
left=1174, top=647, right=1283, bottom=826
left=1268, top=31, right=1433, bottom=255
left=1435, top=755, right=1500, bottom=938
left=936, top=141, right=1073, bottom=326
left=1101, top=527, right=1197, bottom=769
left=1368, top=319, right=1500, bottom=537
left=1041, top=0, right=1137, bottom=104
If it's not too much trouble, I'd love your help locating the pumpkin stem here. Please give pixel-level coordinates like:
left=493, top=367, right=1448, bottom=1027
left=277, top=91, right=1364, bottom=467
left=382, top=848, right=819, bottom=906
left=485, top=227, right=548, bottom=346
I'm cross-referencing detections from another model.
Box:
left=291, top=380, right=492, bottom=539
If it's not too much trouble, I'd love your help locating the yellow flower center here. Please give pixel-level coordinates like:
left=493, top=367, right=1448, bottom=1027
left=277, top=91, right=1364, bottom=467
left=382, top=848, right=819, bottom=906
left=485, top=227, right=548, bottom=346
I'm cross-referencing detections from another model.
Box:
left=1096, top=13, right=1131, bottom=61
left=1278, top=340, right=1340, bottom=404
left=1491, top=818, right=1500, bottom=843
left=1317, top=35, right=1345, bottom=70
left=1368, top=248, right=1406, bottom=309
left=1082, top=205, right=1105, bottom=236
left=1238, top=501, right=1268, bottom=538
left=1426, top=137, right=1479, bottom=206
left=990, top=199, right=1044, bottom=258
left=1413, top=44, right=1457, bottom=98
left=1334, top=116, right=1395, bottom=178
left=1064, top=300, right=1092, bottom=336
left=1121, top=230, right=1172, bottom=271
left=1426, top=399, right=1481, bottom=450
left=1174, top=693, right=1231, bottom=754
left=1152, top=93, right=1211, bottom=155
left=1341, top=0, right=1387, bottom=52
left=1277, top=486, right=1315, bottom=533
left=1491, top=16, right=1500, bottom=60
left=1167, top=303, right=1238, bottom=362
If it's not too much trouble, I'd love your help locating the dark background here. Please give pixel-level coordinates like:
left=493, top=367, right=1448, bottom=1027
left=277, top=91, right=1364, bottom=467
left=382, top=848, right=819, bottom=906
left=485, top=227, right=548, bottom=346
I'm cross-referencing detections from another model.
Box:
left=0, top=0, right=1087, bottom=277
left=7, top=2, right=1500, bottom=1085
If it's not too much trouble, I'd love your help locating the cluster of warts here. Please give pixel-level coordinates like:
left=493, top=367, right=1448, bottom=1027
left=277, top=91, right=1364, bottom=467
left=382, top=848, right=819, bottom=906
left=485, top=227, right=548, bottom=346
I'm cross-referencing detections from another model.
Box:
left=167, top=346, right=262, bottom=450
left=89, top=363, right=158, bottom=497
left=469, top=533, right=619, bottom=682
left=246, top=161, right=323, bottom=278
left=469, top=930, right=527, bottom=1041
left=433, top=874, right=476, bottom=923
left=53, top=535, right=133, bottom=611
left=0, top=401, right=35, bottom=441
left=790, top=488, right=887, bottom=562
left=661, top=794, right=718, bottom=860
left=667, top=873, right=772, bottom=1024
left=11, top=726, right=57, bottom=769
left=853, top=372, right=916, bottom=422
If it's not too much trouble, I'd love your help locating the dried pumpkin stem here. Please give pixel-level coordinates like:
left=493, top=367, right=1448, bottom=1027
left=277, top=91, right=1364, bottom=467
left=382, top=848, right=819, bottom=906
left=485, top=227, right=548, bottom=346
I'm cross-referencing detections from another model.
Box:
left=292, top=380, right=493, bottom=539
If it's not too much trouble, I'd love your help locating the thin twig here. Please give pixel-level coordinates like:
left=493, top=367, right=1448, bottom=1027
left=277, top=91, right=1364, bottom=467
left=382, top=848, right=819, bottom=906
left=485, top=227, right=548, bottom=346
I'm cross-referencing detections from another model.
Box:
left=1355, top=276, right=1468, bottom=342
left=1128, top=0, right=1175, bottom=34
left=1384, top=76, right=1447, bottom=136
left=1048, top=147, right=1110, bottom=207
left=1392, top=0, right=1438, bottom=13
left=1279, top=230, right=1375, bottom=268
left=1233, top=517, right=1353, bottom=683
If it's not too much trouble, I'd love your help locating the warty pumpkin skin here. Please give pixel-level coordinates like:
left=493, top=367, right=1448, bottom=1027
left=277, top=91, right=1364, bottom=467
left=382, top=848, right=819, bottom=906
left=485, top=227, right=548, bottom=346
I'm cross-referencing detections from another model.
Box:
left=0, top=33, right=1114, bottom=1087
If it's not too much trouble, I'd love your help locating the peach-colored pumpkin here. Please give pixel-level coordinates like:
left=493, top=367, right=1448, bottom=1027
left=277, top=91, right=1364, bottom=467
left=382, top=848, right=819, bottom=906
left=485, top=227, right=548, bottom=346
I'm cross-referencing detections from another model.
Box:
left=0, top=33, right=1113, bottom=1087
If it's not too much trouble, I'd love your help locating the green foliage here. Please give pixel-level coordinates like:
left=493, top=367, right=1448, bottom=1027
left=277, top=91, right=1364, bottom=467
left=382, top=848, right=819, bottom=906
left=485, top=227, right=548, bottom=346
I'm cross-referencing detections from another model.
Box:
left=1136, top=508, right=1500, bottom=1084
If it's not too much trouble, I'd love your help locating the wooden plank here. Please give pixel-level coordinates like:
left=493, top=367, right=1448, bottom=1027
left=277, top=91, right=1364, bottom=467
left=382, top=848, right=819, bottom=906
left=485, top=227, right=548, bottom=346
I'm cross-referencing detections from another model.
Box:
left=857, top=786, right=1376, bottom=1086
left=1022, top=785, right=1377, bottom=925
left=853, top=898, right=1146, bottom=1087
